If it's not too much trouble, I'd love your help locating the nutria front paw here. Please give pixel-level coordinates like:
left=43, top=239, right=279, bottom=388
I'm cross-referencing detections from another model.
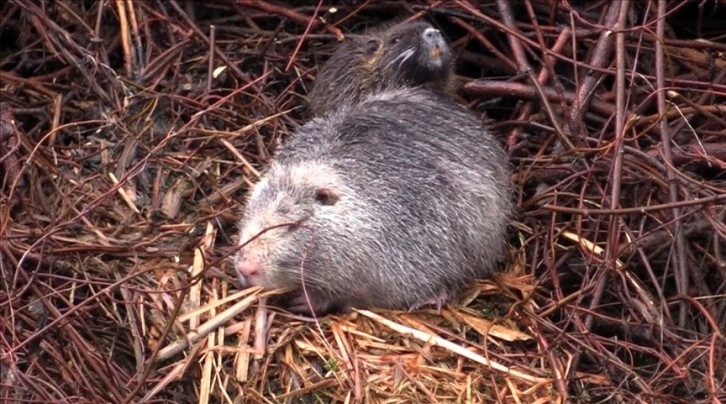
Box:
left=285, top=290, right=338, bottom=316
left=407, top=291, right=451, bottom=313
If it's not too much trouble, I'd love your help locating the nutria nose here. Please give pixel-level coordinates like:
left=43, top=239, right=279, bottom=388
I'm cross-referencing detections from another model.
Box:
left=237, top=252, right=262, bottom=279
left=422, top=27, right=442, bottom=43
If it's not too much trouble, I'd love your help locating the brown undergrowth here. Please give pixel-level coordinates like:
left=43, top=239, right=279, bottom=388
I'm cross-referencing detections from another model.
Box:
left=1, top=1, right=725, bottom=403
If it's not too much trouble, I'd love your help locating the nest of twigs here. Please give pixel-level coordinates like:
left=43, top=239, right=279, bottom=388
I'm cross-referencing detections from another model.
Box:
left=1, top=1, right=725, bottom=403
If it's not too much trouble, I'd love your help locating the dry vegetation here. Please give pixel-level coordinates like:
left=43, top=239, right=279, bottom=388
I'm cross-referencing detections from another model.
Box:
left=1, top=0, right=725, bottom=403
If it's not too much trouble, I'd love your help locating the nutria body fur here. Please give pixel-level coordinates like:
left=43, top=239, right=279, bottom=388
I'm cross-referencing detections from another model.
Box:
left=308, top=21, right=455, bottom=117
left=235, top=87, right=511, bottom=315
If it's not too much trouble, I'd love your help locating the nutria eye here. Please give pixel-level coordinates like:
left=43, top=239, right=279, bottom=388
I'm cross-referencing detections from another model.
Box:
left=364, top=39, right=380, bottom=55
left=314, top=188, right=339, bottom=206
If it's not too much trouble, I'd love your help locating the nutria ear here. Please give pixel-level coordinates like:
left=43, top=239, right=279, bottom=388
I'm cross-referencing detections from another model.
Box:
left=364, top=39, right=380, bottom=55
left=314, top=187, right=339, bottom=206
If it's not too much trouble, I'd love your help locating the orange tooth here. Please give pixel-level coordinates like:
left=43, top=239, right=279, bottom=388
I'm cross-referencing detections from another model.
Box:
left=431, top=45, right=441, bottom=59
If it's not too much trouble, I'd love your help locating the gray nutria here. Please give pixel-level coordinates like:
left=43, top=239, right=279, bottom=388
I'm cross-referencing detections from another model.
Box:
left=307, top=20, right=455, bottom=117
left=235, top=87, right=511, bottom=315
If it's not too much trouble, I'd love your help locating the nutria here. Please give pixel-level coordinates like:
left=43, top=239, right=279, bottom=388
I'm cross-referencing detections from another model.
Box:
left=234, top=87, right=511, bottom=316
left=307, top=20, right=455, bottom=117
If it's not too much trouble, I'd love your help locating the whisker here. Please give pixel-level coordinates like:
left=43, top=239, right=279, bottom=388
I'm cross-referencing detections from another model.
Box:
left=385, top=47, right=415, bottom=70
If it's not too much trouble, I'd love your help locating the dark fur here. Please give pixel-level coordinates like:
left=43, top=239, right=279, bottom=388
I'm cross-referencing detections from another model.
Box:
left=235, top=88, right=512, bottom=315
left=308, top=21, right=455, bottom=117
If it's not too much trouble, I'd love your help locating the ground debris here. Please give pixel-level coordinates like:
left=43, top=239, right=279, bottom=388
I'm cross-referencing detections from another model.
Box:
left=1, top=1, right=724, bottom=403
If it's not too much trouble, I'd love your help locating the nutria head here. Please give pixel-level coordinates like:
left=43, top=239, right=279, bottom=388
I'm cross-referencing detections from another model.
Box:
left=307, top=20, right=455, bottom=117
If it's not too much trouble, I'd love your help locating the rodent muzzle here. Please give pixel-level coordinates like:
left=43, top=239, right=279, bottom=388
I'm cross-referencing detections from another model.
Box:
left=422, top=27, right=444, bottom=59
left=236, top=251, right=263, bottom=286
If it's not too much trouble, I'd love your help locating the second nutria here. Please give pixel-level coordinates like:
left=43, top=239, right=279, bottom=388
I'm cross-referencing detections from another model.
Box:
left=307, top=20, right=455, bottom=117
left=234, top=87, right=512, bottom=316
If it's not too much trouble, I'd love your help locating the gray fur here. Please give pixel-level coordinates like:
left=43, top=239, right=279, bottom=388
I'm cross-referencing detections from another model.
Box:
left=308, top=21, right=454, bottom=117
left=235, top=87, right=512, bottom=315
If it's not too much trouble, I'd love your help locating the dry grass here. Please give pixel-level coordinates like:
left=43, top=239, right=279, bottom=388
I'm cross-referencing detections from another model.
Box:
left=1, top=1, right=725, bottom=403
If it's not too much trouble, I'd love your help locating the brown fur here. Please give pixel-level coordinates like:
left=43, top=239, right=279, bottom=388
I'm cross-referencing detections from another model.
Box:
left=307, top=20, right=455, bottom=117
